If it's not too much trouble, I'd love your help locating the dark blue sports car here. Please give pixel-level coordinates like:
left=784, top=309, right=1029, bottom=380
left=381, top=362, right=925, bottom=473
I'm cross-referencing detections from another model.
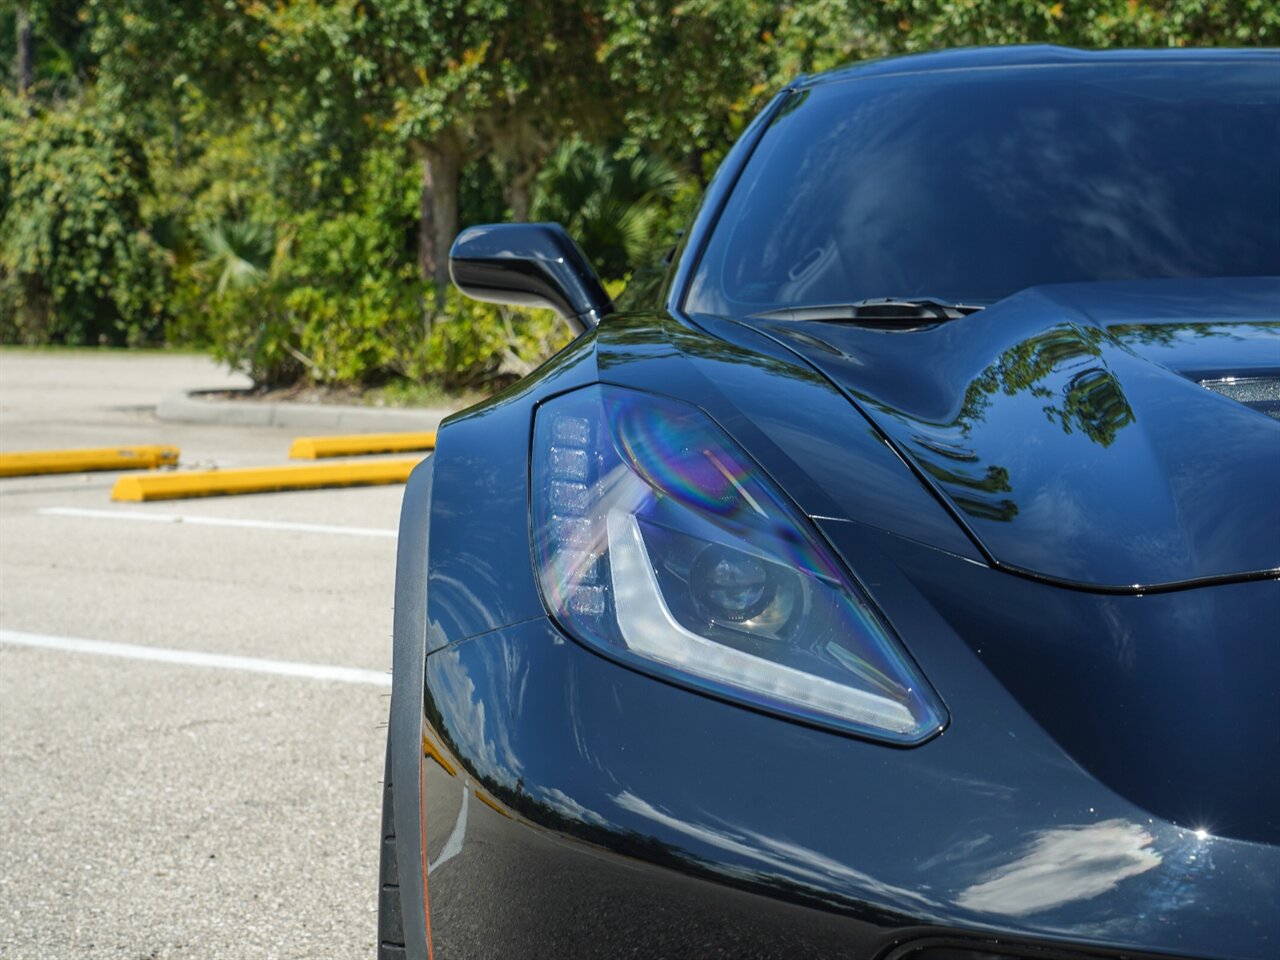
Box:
left=380, top=45, right=1280, bottom=960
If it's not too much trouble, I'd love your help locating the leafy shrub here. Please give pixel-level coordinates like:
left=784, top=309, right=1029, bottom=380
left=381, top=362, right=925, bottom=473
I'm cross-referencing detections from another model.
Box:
left=193, top=220, right=275, bottom=295
left=172, top=147, right=573, bottom=389
left=532, top=139, right=680, bottom=280
left=187, top=267, right=569, bottom=390
left=0, top=93, right=169, bottom=345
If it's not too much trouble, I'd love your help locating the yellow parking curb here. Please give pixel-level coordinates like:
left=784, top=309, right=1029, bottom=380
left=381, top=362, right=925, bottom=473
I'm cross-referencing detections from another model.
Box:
left=111, top=458, right=422, bottom=502
left=288, top=431, right=437, bottom=459
left=422, top=733, right=458, bottom=778
left=0, top=445, right=180, bottom=478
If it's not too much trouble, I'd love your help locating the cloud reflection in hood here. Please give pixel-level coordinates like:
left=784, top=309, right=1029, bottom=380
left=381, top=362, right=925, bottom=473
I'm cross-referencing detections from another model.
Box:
left=430, top=645, right=525, bottom=789
left=956, top=819, right=1161, bottom=917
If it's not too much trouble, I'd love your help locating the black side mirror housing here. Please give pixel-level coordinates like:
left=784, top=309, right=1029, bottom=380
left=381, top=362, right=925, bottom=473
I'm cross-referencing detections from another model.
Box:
left=449, top=223, right=612, bottom=334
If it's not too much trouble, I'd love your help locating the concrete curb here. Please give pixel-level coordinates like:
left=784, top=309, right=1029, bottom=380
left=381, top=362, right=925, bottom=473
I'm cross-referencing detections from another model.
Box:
left=156, top=389, right=455, bottom=433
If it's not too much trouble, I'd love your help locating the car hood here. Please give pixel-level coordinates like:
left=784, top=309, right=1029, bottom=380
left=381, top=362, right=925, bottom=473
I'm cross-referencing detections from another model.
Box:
left=750, top=277, right=1280, bottom=590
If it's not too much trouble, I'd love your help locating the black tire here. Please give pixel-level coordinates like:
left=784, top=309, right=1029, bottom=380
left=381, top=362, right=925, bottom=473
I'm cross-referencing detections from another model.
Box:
left=378, top=735, right=408, bottom=960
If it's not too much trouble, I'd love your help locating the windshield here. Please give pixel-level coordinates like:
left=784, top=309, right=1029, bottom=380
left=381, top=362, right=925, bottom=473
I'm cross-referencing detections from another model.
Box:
left=684, top=58, right=1280, bottom=317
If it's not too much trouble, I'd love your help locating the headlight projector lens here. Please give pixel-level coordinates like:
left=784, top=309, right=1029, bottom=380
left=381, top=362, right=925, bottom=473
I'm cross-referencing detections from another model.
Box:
left=690, top=545, right=775, bottom=623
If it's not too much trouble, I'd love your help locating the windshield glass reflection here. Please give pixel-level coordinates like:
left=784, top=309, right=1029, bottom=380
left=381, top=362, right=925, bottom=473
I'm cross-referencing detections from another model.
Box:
left=687, top=61, right=1280, bottom=316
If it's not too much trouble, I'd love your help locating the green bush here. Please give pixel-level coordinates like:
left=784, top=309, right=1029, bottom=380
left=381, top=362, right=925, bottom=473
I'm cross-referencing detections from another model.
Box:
left=532, top=139, right=680, bottom=280
left=167, top=144, right=575, bottom=390
left=185, top=268, right=569, bottom=391
left=0, top=93, right=169, bottom=345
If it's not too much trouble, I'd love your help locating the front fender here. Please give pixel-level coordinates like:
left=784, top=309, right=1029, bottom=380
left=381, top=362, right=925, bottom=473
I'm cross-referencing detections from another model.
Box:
left=389, top=455, right=434, bottom=960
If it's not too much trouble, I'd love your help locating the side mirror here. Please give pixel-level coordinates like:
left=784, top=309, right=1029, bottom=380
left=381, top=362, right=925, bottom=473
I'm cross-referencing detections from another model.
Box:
left=449, top=223, right=613, bottom=334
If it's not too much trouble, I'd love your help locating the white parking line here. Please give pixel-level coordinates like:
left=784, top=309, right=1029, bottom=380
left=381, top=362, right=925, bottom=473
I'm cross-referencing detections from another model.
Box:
left=0, top=629, right=391, bottom=687
left=429, top=781, right=469, bottom=873
left=37, top=506, right=397, bottom=539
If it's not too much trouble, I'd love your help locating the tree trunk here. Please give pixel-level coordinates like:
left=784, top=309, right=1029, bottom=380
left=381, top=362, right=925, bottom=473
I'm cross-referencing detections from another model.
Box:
left=15, top=5, right=34, bottom=97
left=507, top=172, right=534, bottom=222
left=417, top=155, right=437, bottom=286
left=414, top=142, right=462, bottom=310
left=505, top=151, right=543, bottom=223
left=426, top=145, right=460, bottom=300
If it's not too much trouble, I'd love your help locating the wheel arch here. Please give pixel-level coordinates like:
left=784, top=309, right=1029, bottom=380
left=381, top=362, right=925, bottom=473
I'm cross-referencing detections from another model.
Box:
left=389, top=454, right=435, bottom=960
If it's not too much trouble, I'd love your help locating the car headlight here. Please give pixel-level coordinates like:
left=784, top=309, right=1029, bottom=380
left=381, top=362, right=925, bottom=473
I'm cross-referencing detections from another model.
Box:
left=531, top=384, right=947, bottom=744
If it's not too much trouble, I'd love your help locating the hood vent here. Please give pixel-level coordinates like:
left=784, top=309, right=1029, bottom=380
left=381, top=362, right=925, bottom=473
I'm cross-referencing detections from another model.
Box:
left=1200, top=376, right=1280, bottom=420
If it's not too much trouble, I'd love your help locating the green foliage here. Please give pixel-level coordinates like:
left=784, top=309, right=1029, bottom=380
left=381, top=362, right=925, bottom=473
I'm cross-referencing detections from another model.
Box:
left=0, top=92, right=169, bottom=345
left=602, top=0, right=767, bottom=159
left=533, top=140, right=679, bottom=280
left=193, top=220, right=275, bottom=295
left=6, top=0, right=1275, bottom=393
left=877, top=0, right=1279, bottom=49
left=600, top=2, right=887, bottom=183
left=1, top=1, right=98, bottom=97
left=189, top=270, right=570, bottom=392
left=172, top=146, right=571, bottom=389
left=460, top=158, right=511, bottom=227
left=88, top=0, right=623, bottom=278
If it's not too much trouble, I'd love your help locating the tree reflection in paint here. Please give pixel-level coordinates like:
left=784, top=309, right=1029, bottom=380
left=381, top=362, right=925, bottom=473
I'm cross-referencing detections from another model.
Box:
left=956, top=323, right=1135, bottom=449
left=901, top=322, right=1138, bottom=523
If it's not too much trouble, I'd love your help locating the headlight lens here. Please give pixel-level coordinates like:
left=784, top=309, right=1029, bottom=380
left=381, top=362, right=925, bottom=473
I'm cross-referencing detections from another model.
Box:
left=531, top=384, right=946, bottom=743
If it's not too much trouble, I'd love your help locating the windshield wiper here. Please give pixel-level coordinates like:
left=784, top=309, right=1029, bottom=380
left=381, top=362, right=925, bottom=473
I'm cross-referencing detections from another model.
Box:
left=750, top=297, right=985, bottom=324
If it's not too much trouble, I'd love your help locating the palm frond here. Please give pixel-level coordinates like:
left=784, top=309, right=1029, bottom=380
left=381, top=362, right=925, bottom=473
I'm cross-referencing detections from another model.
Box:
left=195, top=219, right=275, bottom=296
left=532, top=140, right=682, bottom=279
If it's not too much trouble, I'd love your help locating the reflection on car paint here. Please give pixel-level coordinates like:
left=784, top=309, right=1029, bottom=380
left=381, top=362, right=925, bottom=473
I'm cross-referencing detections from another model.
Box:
left=428, top=781, right=468, bottom=873
left=761, top=279, right=1280, bottom=588
left=955, top=819, right=1161, bottom=917
left=418, top=612, right=1280, bottom=958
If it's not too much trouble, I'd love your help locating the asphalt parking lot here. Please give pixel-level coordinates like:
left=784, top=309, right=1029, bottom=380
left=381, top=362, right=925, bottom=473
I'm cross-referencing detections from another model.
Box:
left=0, top=351, right=435, bottom=958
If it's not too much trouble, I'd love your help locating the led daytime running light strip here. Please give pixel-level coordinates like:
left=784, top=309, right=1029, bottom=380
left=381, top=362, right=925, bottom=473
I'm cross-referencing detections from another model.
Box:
left=607, top=510, right=917, bottom=734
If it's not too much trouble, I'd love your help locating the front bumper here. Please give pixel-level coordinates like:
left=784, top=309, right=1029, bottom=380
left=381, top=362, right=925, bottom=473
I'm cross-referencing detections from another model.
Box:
left=419, top=606, right=1278, bottom=960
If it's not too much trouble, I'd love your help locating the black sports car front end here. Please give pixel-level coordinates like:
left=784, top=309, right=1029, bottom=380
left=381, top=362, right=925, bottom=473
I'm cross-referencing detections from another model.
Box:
left=381, top=46, right=1280, bottom=960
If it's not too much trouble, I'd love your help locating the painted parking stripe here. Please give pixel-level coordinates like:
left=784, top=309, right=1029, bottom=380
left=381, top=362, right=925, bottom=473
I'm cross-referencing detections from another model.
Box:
left=429, top=781, right=469, bottom=873
left=38, top=506, right=396, bottom=539
left=0, top=629, right=391, bottom=687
